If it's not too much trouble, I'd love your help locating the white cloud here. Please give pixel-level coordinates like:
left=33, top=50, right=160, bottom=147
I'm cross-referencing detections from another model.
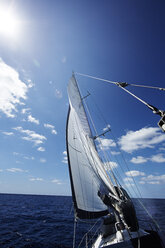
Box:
left=110, top=151, right=120, bottom=155
left=62, top=157, right=68, bottom=164
left=37, top=147, right=45, bottom=152
left=103, top=124, right=111, bottom=132
left=51, top=179, right=62, bottom=185
left=21, top=108, right=30, bottom=114
left=124, top=177, right=135, bottom=187
left=27, top=114, right=39, bottom=125
left=2, top=131, right=14, bottom=136
left=98, top=137, right=116, bottom=150
left=0, top=169, right=3, bottom=172
left=7, top=168, right=28, bottom=173
left=130, top=156, right=148, bottom=164
left=148, top=181, right=160, bottom=185
left=13, top=152, right=19, bottom=156
left=29, top=177, right=43, bottom=181
left=139, top=181, right=145, bottom=184
left=13, top=126, right=47, bottom=146
left=40, top=158, right=46, bottom=163
left=130, top=153, right=165, bottom=164
left=159, top=147, right=165, bottom=151
left=27, top=79, right=34, bottom=88
left=24, top=156, right=34, bottom=160
left=51, top=129, right=57, bottom=134
left=140, top=174, right=165, bottom=185
left=104, top=161, right=118, bottom=170
left=124, top=177, right=134, bottom=182
left=118, top=127, right=165, bottom=153
left=150, top=153, right=165, bottom=163
left=61, top=56, right=67, bottom=63
left=16, top=161, right=23, bottom=164
left=44, top=123, right=57, bottom=135
left=33, top=59, right=40, bottom=68
left=13, top=152, right=35, bottom=162
left=0, top=58, right=28, bottom=118
left=44, top=124, right=54, bottom=129
left=125, top=170, right=145, bottom=177
left=55, top=89, right=62, bottom=99
left=62, top=151, right=68, bottom=164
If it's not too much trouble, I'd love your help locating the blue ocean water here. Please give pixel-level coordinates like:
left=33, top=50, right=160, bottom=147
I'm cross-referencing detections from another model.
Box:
left=0, top=194, right=164, bottom=248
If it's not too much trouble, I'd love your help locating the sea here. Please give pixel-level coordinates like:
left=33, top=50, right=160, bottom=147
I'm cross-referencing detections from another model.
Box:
left=0, top=194, right=164, bottom=248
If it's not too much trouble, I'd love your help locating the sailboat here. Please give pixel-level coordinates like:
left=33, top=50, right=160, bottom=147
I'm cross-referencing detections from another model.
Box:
left=66, top=73, right=165, bottom=248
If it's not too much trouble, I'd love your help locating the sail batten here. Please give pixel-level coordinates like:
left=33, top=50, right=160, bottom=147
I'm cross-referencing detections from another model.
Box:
left=67, top=75, right=117, bottom=219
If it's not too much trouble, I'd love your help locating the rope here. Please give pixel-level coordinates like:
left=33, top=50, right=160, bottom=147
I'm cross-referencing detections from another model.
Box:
left=128, top=83, right=165, bottom=91
left=75, top=72, right=165, bottom=91
left=77, top=218, right=100, bottom=248
left=83, top=99, right=120, bottom=201
left=86, top=91, right=142, bottom=200
left=73, top=218, right=77, bottom=248
left=117, top=84, right=150, bottom=107
left=75, top=72, right=118, bottom=85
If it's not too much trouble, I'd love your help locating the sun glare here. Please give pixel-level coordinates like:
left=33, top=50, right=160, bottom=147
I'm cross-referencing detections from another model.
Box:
left=0, top=5, right=20, bottom=38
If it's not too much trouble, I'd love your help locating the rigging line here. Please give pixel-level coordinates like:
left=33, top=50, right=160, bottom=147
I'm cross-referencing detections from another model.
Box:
left=87, top=99, right=136, bottom=201
left=117, top=84, right=149, bottom=106
left=75, top=72, right=165, bottom=91
left=88, top=92, right=142, bottom=200
left=77, top=218, right=100, bottom=248
left=116, top=84, right=158, bottom=113
left=111, top=130, right=144, bottom=199
left=128, top=83, right=165, bottom=91
left=83, top=103, right=116, bottom=192
left=83, top=99, right=120, bottom=200
left=85, top=134, right=120, bottom=202
left=83, top=97, right=117, bottom=189
left=69, top=202, right=74, bottom=215
left=75, top=72, right=118, bottom=85
left=97, top=135, right=121, bottom=189
left=73, top=218, right=77, bottom=248
left=86, top=222, right=102, bottom=247
left=88, top=95, right=131, bottom=193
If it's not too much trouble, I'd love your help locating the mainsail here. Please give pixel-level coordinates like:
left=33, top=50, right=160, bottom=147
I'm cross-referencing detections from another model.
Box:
left=66, top=75, right=118, bottom=219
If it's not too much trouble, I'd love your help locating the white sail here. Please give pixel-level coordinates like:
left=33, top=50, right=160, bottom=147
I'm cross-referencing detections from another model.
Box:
left=67, top=75, right=118, bottom=219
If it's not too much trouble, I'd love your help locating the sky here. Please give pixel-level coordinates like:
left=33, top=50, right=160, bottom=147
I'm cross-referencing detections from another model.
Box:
left=0, top=0, right=164, bottom=198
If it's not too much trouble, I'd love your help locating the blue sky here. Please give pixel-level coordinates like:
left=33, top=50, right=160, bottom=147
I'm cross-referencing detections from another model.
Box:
left=0, top=0, right=164, bottom=197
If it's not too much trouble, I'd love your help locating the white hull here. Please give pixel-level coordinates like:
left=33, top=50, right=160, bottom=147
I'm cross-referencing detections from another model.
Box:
left=92, top=229, right=155, bottom=248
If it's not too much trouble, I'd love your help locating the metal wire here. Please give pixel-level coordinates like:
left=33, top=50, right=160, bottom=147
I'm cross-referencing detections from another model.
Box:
left=75, top=72, right=165, bottom=91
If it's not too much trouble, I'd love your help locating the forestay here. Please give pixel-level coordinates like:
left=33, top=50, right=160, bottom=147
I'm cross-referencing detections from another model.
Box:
left=66, top=75, right=118, bottom=219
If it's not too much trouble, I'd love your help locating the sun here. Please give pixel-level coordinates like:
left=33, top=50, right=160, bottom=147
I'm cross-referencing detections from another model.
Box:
left=0, top=5, right=20, bottom=38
